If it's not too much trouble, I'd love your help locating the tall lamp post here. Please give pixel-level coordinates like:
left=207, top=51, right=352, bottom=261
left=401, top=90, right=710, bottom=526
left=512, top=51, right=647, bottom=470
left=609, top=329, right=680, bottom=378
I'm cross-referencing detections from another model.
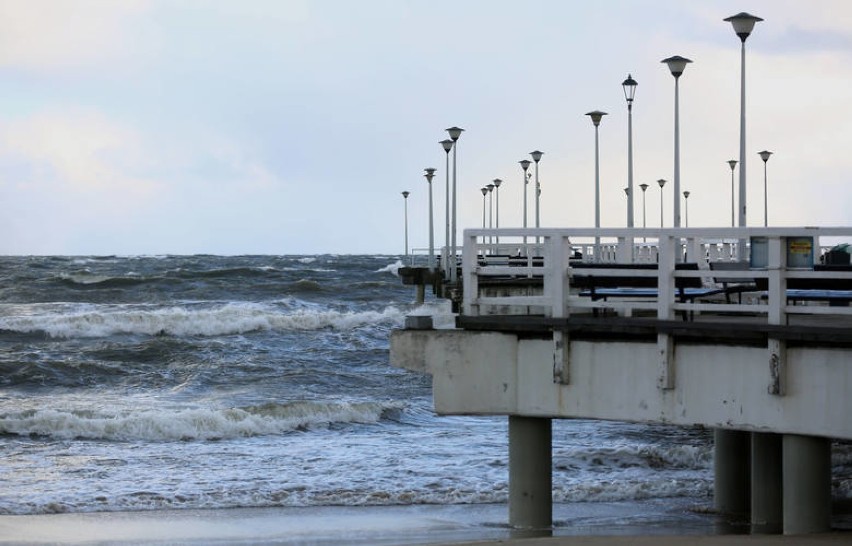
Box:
left=424, top=168, right=437, bottom=271
left=446, top=127, right=464, bottom=281
left=640, top=183, right=649, bottom=242
left=724, top=12, right=763, bottom=259
left=520, top=159, right=531, bottom=249
left=402, top=191, right=410, bottom=264
left=493, top=178, right=502, bottom=252
left=622, top=74, right=638, bottom=228
left=440, top=139, right=454, bottom=277
left=758, top=150, right=773, bottom=227
left=657, top=179, right=667, bottom=228
left=530, top=150, right=544, bottom=243
left=683, top=191, right=691, bottom=228
left=586, top=110, right=607, bottom=261
left=727, top=159, right=738, bottom=227
left=661, top=56, right=692, bottom=228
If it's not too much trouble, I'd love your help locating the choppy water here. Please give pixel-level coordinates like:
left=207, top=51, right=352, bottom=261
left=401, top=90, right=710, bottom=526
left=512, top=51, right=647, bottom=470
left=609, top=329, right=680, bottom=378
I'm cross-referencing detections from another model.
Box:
left=0, top=255, right=847, bottom=518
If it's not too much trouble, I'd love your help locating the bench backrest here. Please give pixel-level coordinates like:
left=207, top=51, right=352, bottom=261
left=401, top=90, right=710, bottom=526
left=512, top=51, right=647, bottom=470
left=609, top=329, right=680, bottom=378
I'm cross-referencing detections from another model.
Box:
left=569, top=262, right=701, bottom=290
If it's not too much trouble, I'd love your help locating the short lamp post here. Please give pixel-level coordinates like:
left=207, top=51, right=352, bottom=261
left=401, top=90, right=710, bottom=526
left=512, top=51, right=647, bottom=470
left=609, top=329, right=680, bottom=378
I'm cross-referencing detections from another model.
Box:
left=640, top=183, right=649, bottom=242
left=402, top=191, right=411, bottom=265
left=520, top=159, right=532, bottom=249
left=657, top=179, right=667, bottom=228
left=530, top=150, right=544, bottom=248
left=493, top=178, right=503, bottom=251
left=683, top=190, right=691, bottom=227
left=622, top=74, right=638, bottom=228
left=586, top=110, right=607, bottom=262
left=487, top=183, right=495, bottom=250
left=424, top=168, right=437, bottom=271
left=758, top=150, right=773, bottom=227
left=480, top=187, right=488, bottom=229
left=727, top=159, right=738, bottom=227
left=440, top=139, right=454, bottom=278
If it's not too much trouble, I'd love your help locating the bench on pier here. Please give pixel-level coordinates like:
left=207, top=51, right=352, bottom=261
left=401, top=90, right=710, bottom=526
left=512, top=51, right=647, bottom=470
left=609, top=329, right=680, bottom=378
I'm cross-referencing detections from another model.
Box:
left=708, top=261, right=757, bottom=303
left=753, top=264, right=852, bottom=306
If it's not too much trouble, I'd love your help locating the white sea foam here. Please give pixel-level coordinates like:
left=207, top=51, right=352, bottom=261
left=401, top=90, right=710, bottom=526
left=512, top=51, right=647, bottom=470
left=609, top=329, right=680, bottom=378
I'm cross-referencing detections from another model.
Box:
left=0, top=303, right=406, bottom=338
left=376, top=260, right=403, bottom=276
left=0, top=401, right=395, bottom=441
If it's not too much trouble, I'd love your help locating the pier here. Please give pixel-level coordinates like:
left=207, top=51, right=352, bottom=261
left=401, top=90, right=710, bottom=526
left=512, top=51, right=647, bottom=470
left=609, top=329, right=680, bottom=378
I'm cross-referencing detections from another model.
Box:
left=390, top=226, right=852, bottom=535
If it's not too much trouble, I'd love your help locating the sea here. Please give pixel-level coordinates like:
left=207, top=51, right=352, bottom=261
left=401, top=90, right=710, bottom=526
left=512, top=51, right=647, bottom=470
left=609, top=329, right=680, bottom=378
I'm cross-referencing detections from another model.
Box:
left=0, top=254, right=849, bottom=543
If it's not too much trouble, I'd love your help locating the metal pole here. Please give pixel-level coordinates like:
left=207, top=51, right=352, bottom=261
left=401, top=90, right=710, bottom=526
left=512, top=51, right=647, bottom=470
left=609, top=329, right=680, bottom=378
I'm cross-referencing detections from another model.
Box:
left=673, top=77, right=681, bottom=228
left=763, top=159, right=768, bottom=227
left=451, top=141, right=458, bottom=281
left=737, top=40, right=748, bottom=260
left=594, top=125, right=601, bottom=261
left=425, top=169, right=436, bottom=271
left=728, top=160, right=737, bottom=227
left=627, top=103, right=634, bottom=228
left=402, top=191, right=410, bottom=264
left=443, top=144, right=451, bottom=277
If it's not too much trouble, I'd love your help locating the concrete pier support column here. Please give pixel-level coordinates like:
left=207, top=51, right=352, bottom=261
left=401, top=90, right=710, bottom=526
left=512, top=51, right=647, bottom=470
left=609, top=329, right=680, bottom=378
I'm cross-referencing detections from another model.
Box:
left=508, top=416, right=552, bottom=531
left=751, top=432, right=782, bottom=533
left=714, top=429, right=751, bottom=516
left=783, top=434, right=831, bottom=535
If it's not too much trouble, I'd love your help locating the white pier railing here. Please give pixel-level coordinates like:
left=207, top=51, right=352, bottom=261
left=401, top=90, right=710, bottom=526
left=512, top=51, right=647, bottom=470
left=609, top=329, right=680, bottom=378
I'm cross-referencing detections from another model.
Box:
left=461, top=227, right=852, bottom=323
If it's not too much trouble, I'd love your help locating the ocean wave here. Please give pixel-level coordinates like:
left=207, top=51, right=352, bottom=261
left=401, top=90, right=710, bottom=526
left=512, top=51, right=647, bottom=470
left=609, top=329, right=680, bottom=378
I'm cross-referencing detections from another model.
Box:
left=0, top=400, right=398, bottom=441
left=376, top=260, right=403, bottom=276
left=58, top=272, right=158, bottom=288
left=0, top=304, right=406, bottom=338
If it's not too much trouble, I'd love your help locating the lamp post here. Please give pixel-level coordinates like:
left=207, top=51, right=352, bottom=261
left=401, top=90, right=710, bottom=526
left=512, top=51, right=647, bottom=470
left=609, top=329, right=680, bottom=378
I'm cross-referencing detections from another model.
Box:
left=683, top=191, right=691, bottom=228
left=402, top=191, right=410, bottom=265
left=727, top=159, right=738, bottom=227
left=657, top=179, right=667, bottom=228
left=480, top=187, right=488, bottom=229
left=758, top=150, right=773, bottom=227
left=622, top=74, right=638, bottom=228
left=520, top=159, right=531, bottom=249
left=530, top=151, right=544, bottom=248
left=640, top=183, right=649, bottom=242
left=440, top=139, right=454, bottom=277
left=424, top=168, right=437, bottom=271
left=724, top=12, right=763, bottom=259
left=446, top=127, right=464, bottom=281
left=586, top=110, right=607, bottom=262
left=487, top=183, right=495, bottom=249
left=661, top=56, right=692, bottom=228
left=493, top=178, right=502, bottom=252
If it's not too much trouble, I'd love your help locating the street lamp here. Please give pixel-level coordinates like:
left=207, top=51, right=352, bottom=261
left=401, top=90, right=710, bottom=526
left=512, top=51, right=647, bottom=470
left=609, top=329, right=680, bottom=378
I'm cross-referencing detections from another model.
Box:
left=661, top=56, right=692, bottom=228
left=402, top=191, right=411, bottom=265
left=446, top=126, right=464, bottom=281
left=493, top=178, right=502, bottom=252
left=586, top=110, right=607, bottom=261
left=487, top=183, right=495, bottom=251
left=520, top=159, right=531, bottom=249
left=530, top=150, right=544, bottom=251
left=622, top=74, right=638, bottom=228
left=724, top=12, right=763, bottom=258
left=480, top=187, right=488, bottom=229
left=758, top=150, right=773, bottom=227
left=440, top=139, right=454, bottom=277
left=657, top=179, right=667, bottom=228
left=424, top=168, right=437, bottom=271
left=727, top=159, right=738, bottom=227
left=683, top=190, right=691, bottom=228
left=640, top=183, right=649, bottom=242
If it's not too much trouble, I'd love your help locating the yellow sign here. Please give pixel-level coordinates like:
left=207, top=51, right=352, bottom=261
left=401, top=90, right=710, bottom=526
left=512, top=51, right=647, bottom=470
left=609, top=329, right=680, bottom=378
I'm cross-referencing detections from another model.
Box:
left=788, top=239, right=812, bottom=254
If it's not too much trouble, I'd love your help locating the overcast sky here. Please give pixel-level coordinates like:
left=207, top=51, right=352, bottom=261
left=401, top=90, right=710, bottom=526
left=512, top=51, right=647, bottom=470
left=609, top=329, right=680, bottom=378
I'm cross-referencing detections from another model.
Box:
left=0, top=0, right=850, bottom=256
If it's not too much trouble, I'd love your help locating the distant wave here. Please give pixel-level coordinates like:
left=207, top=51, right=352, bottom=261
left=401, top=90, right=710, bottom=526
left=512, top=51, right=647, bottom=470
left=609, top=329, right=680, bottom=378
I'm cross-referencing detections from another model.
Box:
left=58, top=272, right=159, bottom=288
left=0, top=303, right=405, bottom=338
left=0, top=400, right=399, bottom=441
left=376, top=260, right=403, bottom=276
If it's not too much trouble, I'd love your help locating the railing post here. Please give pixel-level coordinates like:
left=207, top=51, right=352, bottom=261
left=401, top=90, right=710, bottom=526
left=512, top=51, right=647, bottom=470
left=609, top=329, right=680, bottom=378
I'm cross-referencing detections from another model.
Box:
left=462, top=233, right=479, bottom=317
left=657, top=233, right=675, bottom=389
left=549, top=234, right=572, bottom=385
left=767, top=236, right=787, bottom=395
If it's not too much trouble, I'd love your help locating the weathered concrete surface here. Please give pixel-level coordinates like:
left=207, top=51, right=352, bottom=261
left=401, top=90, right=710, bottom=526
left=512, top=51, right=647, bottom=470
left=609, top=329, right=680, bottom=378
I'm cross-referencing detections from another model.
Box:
left=389, top=329, right=852, bottom=440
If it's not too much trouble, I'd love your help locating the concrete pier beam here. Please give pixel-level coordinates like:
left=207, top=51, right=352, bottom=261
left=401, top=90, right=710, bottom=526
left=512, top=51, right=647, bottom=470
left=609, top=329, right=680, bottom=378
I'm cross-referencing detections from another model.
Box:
left=508, top=416, right=552, bottom=532
left=751, top=432, right=783, bottom=533
left=783, top=434, right=831, bottom=535
left=714, top=429, right=751, bottom=516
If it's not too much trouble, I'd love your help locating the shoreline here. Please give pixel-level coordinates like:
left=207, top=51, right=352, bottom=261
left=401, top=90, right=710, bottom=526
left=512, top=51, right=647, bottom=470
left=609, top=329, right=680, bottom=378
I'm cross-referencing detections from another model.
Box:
left=0, top=502, right=849, bottom=546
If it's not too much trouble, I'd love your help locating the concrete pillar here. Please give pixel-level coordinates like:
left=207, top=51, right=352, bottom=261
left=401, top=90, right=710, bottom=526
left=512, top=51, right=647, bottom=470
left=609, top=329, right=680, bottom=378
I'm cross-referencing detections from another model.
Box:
left=508, top=415, right=552, bottom=531
left=714, top=429, right=751, bottom=516
left=751, top=432, right=782, bottom=533
left=415, top=284, right=425, bottom=304
left=783, top=434, right=831, bottom=535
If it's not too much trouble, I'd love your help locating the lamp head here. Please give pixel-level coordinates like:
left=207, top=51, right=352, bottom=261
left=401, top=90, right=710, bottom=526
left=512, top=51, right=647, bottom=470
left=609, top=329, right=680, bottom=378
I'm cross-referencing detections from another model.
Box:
left=530, top=150, right=544, bottom=163
left=683, top=191, right=690, bottom=199
left=622, top=74, right=638, bottom=104
left=624, top=187, right=630, bottom=196
left=487, top=184, right=494, bottom=192
left=758, top=150, right=773, bottom=163
left=402, top=191, right=410, bottom=198
left=661, top=56, right=692, bottom=78
left=440, top=139, right=454, bottom=153
left=728, top=159, right=738, bottom=170
left=639, top=183, right=649, bottom=192
left=493, top=178, right=502, bottom=188
left=585, top=110, right=607, bottom=126
left=446, top=126, right=464, bottom=141
left=481, top=187, right=488, bottom=196
left=424, top=168, right=436, bottom=183
left=519, top=159, right=531, bottom=172
left=657, top=179, right=666, bottom=188
left=724, top=12, right=763, bottom=42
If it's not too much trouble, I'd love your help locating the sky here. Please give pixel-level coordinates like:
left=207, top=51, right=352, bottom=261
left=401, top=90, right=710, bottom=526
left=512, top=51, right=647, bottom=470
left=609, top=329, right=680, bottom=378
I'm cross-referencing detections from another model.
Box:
left=0, top=0, right=850, bottom=256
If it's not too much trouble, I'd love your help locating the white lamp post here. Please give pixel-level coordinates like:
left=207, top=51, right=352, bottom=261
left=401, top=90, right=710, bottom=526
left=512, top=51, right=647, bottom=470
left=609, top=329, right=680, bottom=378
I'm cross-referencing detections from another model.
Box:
left=480, top=187, right=488, bottom=230
left=724, top=12, right=763, bottom=258
left=586, top=110, right=607, bottom=262
left=661, top=56, right=692, bottom=228
left=493, top=178, right=502, bottom=252
left=487, top=183, right=495, bottom=250
left=622, top=74, right=638, bottom=228
left=402, top=191, right=410, bottom=264
left=440, top=139, right=454, bottom=277
left=727, top=159, right=738, bottom=227
left=640, top=183, right=649, bottom=242
left=424, top=168, right=437, bottom=271
left=446, top=126, right=464, bottom=281
left=657, top=179, right=667, bottom=228
left=530, top=151, right=544, bottom=247
left=520, top=159, right=531, bottom=249
left=758, top=150, right=773, bottom=227
left=683, top=190, right=691, bottom=228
